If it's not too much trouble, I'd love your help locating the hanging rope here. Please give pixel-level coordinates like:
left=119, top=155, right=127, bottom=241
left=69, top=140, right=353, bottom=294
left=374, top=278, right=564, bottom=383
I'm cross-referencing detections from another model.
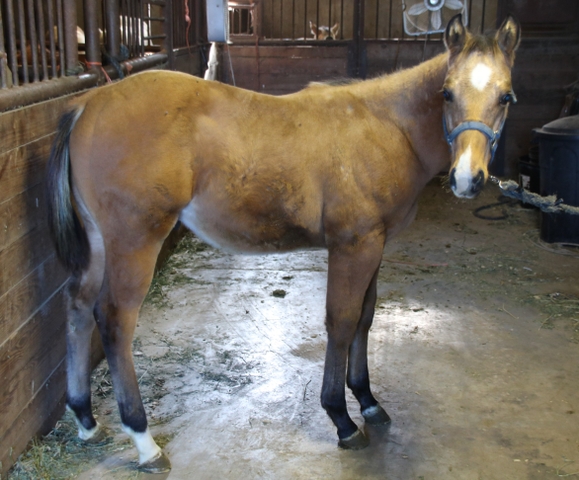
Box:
left=490, top=177, right=579, bottom=215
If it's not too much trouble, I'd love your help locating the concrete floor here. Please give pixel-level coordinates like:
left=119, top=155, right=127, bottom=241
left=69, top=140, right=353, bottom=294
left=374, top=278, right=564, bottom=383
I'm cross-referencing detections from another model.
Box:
left=69, top=181, right=578, bottom=479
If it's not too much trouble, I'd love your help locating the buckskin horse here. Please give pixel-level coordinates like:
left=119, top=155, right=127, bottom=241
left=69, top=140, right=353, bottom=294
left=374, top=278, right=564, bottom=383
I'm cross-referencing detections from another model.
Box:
left=46, top=14, right=520, bottom=473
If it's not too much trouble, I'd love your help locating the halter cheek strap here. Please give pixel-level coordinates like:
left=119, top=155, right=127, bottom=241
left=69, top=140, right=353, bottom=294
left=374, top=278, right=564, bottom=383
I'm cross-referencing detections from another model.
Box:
left=443, top=116, right=504, bottom=163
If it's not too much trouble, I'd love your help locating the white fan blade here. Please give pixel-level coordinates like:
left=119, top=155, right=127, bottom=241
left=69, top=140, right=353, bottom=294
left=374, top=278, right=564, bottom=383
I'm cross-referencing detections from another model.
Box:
left=408, top=3, right=428, bottom=15
left=445, top=0, right=464, bottom=10
left=431, top=9, right=442, bottom=30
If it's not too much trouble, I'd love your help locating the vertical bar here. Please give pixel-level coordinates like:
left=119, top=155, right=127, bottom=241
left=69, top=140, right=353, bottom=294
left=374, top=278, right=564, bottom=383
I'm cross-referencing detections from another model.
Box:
left=375, top=0, right=379, bottom=38
left=46, top=0, right=58, bottom=79
left=315, top=0, right=319, bottom=39
left=280, top=0, right=283, bottom=39
left=63, top=0, right=78, bottom=75
left=303, top=0, right=307, bottom=38
left=340, top=0, right=343, bottom=40
left=17, top=0, right=29, bottom=83
left=328, top=0, right=332, bottom=37
left=292, top=0, right=295, bottom=38
left=26, top=0, right=40, bottom=82
left=5, top=0, right=19, bottom=85
left=388, top=0, right=392, bottom=38
left=0, top=5, right=8, bottom=88
left=106, top=0, right=121, bottom=59
left=84, top=0, right=101, bottom=67
left=56, top=0, right=65, bottom=77
left=35, top=0, right=49, bottom=80
left=481, top=0, right=486, bottom=34
left=164, top=0, right=174, bottom=68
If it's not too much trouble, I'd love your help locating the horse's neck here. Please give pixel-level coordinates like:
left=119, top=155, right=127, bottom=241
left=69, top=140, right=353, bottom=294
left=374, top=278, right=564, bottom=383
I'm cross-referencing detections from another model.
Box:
left=365, top=53, right=451, bottom=178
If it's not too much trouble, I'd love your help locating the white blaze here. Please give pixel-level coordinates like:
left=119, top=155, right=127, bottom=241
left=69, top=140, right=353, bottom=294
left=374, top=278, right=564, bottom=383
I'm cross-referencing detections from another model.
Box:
left=454, top=145, right=473, bottom=195
left=470, top=63, right=491, bottom=91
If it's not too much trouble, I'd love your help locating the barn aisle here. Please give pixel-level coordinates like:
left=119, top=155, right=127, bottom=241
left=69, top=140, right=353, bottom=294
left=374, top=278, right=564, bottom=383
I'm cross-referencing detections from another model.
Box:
left=13, top=179, right=577, bottom=480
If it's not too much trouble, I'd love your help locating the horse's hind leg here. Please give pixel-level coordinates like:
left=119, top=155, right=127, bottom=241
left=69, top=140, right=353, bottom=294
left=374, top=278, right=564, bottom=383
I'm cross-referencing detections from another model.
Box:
left=321, top=239, right=384, bottom=449
left=94, top=240, right=171, bottom=473
left=346, top=267, right=391, bottom=426
left=65, top=217, right=107, bottom=442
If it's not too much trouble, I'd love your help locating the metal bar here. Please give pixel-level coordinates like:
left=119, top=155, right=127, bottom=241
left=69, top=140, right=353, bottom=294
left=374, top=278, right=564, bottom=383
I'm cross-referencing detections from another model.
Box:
left=4, top=0, right=19, bottom=85
left=26, top=0, right=40, bottom=82
left=0, top=6, right=8, bottom=88
left=84, top=0, right=101, bottom=66
left=163, top=0, right=174, bottom=66
left=56, top=0, right=65, bottom=77
left=139, top=0, right=145, bottom=56
left=63, top=0, right=78, bottom=75
left=35, top=0, right=49, bottom=80
left=340, top=0, right=343, bottom=40
left=46, top=0, right=58, bottom=79
left=0, top=73, right=98, bottom=112
left=290, top=0, right=294, bottom=38
left=481, top=0, right=487, bottom=34
left=315, top=0, right=319, bottom=39
left=105, top=0, right=121, bottom=59
left=388, top=0, right=392, bottom=38
left=16, top=0, right=29, bottom=84
left=280, top=0, right=283, bottom=39
left=375, top=0, right=379, bottom=38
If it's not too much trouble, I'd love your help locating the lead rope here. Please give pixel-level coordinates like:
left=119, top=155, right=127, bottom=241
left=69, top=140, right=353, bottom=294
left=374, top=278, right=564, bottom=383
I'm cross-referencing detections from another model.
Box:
left=489, top=176, right=579, bottom=215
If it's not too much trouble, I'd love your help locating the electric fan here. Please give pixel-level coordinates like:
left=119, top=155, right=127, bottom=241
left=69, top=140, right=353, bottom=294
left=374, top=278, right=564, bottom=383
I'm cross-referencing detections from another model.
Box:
left=403, top=0, right=468, bottom=36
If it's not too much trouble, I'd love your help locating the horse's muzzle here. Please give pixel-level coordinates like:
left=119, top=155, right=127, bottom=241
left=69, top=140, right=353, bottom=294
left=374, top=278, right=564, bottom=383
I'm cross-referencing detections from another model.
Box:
left=449, top=168, right=485, bottom=199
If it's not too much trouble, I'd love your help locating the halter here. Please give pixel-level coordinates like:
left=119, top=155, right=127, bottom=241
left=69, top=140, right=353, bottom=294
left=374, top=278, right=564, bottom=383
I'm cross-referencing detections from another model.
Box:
left=443, top=116, right=505, bottom=163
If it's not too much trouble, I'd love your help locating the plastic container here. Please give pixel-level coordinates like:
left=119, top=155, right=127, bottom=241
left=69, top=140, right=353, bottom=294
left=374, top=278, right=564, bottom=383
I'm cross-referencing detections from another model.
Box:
left=534, top=115, right=579, bottom=244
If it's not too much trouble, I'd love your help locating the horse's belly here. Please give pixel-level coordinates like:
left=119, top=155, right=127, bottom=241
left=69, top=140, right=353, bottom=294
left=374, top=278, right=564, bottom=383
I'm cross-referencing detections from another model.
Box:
left=179, top=198, right=322, bottom=254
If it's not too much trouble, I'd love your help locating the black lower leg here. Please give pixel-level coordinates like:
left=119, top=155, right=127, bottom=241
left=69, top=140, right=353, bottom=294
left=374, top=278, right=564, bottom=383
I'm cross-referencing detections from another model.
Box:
left=67, top=394, right=97, bottom=431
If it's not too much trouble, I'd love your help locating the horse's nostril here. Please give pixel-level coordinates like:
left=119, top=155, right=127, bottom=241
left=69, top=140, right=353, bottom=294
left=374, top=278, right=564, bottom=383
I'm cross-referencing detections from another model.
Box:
left=472, top=170, right=485, bottom=191
left=449, top=168, right=457, bottom=190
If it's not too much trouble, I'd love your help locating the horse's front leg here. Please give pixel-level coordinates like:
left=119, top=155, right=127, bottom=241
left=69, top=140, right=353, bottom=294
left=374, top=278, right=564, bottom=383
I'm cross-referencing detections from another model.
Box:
left=347, top=267, right=391, bottom=426
left=94, top=247, right=171, bottom=474
left=321, top=238, right=384, bottom=449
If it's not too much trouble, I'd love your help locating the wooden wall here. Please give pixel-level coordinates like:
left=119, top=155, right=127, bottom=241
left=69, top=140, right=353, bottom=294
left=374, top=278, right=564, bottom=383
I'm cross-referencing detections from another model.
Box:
left=224, top=37, right=579, bottom=176
left=222, top=44, right=349, bottom=94
left=0, top=94, right=78, bottom=477
left=0, top=49, right=204, bottom=477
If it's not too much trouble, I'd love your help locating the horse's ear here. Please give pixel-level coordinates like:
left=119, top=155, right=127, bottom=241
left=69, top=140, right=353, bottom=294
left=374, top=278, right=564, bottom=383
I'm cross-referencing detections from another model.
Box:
left=444, top=14, right=467, bottom=57
left=331, top=23, right=340, bottom=38
left=495, top=14, right=521, bottom=65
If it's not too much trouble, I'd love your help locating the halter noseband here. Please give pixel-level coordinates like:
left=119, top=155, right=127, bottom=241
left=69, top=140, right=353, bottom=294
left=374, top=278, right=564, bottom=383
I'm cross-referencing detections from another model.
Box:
left=443, top=116, right=504, bottom=163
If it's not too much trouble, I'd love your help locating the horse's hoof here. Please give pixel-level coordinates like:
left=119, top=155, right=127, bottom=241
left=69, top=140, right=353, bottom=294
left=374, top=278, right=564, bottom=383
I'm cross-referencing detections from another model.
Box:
left=338, top=429, right=369, bottom=450
left=139, top=451, right=172, bottom=474
left=362, top=404, right=391, bottom=426
left=83, top=425, right=112, bottom=445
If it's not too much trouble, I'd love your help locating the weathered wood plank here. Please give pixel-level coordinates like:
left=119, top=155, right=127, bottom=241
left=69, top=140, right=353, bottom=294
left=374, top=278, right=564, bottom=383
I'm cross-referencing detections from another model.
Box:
left=0, top=182, right=47, bottom=251
left=0, top=95, right=76, bottom=156
left=0, top=224, right=55, bottom=299
left=0, top=289, right=67, bottom=442
left=0, top=360, right=66, bottom=478
left=0, top=254, right=68, bottom=345
left=0, top=136, right=53, bottom=205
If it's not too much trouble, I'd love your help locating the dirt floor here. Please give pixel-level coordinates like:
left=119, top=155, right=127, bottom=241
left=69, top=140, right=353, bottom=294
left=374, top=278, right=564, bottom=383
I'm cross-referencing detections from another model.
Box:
left=9, top=178, right=579, bottom=480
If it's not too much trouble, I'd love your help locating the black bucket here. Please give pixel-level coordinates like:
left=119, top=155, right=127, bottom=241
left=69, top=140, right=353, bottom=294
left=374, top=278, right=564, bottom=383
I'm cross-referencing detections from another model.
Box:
left=534, top=115, right=579, bottom=244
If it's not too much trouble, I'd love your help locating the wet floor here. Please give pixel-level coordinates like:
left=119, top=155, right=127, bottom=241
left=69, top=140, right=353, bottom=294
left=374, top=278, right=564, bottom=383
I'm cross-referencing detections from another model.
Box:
left=51, top=181, right=579, bottom=479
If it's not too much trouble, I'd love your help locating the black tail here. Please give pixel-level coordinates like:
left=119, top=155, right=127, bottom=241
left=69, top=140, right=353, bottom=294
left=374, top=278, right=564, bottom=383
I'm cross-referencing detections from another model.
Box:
left=46, top=108, right=90, bottom=273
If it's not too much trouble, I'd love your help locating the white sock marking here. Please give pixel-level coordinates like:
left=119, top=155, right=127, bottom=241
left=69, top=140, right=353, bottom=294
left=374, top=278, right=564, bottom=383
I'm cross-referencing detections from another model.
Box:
left=122, top=425, right=162, bottom=464
left=67, top=405, right=101, bottom=441
left=470, top=63, right=491, bottom=91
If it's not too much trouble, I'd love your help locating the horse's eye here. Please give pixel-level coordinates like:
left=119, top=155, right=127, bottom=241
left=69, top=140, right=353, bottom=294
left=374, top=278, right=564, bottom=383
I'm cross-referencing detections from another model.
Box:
left=500, top=93, right=516, bottom=106
left=442, top=89, right=453, bottom=102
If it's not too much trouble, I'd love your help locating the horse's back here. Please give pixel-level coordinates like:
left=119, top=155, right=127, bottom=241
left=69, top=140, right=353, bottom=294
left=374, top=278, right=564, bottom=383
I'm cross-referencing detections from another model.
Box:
left=66, top=70, right=421, bottom=254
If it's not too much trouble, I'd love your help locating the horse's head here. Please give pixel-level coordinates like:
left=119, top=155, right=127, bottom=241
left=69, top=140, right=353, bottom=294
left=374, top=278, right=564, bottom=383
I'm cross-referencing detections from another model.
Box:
left=310, top=21, right=340, bottom=40
left=442, top=14, right=520, bottom=198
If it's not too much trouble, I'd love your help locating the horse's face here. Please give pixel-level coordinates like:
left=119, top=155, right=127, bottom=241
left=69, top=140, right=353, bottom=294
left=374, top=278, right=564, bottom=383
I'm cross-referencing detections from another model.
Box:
left=442, top=15, right=520, bottom=199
